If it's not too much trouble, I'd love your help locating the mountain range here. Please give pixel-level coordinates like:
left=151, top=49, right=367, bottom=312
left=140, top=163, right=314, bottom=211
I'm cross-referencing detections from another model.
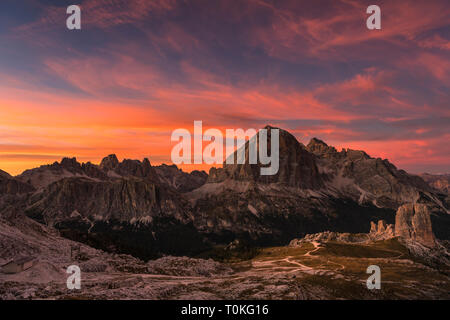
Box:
left=1, top=126, right=449, bottom=260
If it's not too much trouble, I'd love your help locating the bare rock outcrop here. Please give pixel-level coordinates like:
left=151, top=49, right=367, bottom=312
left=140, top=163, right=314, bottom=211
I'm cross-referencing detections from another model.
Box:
left=0, top=171, right=34, bottom=195
left=146, top=256, right=232, bottom=277
left=99, top=154, right=120, bottom=171
left=289, top=231, right=369, bottom=246
left=419, top=173, right=450, bottom=194
left=154, top=164, right=207, bottom=193
left=306, top=138, right=339, bottom=160
left=395, top=203, right=436, bottom=248
left=369, top=220, right=395, bottom=240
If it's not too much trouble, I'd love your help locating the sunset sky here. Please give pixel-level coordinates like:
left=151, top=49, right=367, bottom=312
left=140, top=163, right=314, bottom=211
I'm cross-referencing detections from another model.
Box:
left=0, top=0, right=449, bottom=175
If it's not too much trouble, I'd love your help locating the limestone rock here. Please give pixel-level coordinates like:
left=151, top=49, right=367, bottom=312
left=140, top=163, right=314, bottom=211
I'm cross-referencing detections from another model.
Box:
left=307, top=137, right=434, bottom=209
left=208, top=126, right=323, bottom=189
left=419, top=173, right=450, bottom=194
left=100, top=154, right=119, bottom=171
left=81, top=162, right=108, bottom=180
left=370, top=221, right=377, bottom=233
left=115, top=158, right=158, bottom=180
left=60, top=157, right=82, bottom=173
left=369, top=220, right=395, bottom=240
left=154, top=164, right=207, bottom=193
left=0, top=172, right=34, bottom=195
left=289, top=231, right=369, bottom=245
left=395, top=203, right=436, bottom=247
left=17, top=157, right=103, bottom=189
left=385, top=224, right=395, bottom=237
left=0, top=169, right=12, bottom=179
left=306, top=138, right=339, bottom=159
left=146, top=256, right=232, bottom=277
left=17, top=155, right=160, bottom=189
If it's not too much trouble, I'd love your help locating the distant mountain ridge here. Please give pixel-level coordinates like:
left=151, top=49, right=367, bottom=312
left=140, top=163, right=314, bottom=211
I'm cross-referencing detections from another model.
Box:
left=305, top=137, right=439, bottom=209
left=419, top=173, right=450, bottom=194
left=0, top=169, right=34, bottom=195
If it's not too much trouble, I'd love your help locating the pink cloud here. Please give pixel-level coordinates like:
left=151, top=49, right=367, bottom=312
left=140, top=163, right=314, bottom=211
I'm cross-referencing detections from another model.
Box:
left=250, top=0, right=450, bottom=60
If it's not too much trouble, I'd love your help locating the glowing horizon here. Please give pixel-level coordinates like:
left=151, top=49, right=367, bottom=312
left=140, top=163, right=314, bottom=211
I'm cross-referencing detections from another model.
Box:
left=1, top=0, right=449, bottom=176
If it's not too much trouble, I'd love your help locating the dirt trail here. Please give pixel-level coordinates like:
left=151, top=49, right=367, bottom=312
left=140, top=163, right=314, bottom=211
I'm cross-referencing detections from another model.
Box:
left=251, top=241, right=342, bottom=276
left=304, top=241, right=321, bottom=257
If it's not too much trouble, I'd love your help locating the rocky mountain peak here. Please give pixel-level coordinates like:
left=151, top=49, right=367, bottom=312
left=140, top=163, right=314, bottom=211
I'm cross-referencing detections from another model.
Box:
left=97, top=155, right=159, bottom=180
left=0, top=169, right=12, bottom=179
left=208, top=126, right=323, bottom=189
left=100, top=154, right=119, bottom=171
left=308, top=137, right=327, bottom=147
left=59, top=157, right=82, bottom=172
left=342, top=148, right=371, bottom=161
left=0, top=169, right=34, bottom=195
left=306, top=138, right=338, bottom=159
left=142, top=158, right=151, bottom=167
left=116, top=158, right=158, bottom=181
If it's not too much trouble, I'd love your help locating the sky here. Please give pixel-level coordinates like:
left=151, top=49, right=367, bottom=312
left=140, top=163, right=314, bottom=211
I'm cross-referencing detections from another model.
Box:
left=0, top=0, right=449, bottom=175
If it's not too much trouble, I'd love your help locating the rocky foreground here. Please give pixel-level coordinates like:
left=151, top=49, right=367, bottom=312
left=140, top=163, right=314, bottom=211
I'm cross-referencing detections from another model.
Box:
left=1, top=209, right=449, bottom=300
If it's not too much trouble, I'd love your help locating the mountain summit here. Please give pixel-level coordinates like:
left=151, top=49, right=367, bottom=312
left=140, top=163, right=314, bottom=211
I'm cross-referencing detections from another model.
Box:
left=209, top=126, right=323, bottom=189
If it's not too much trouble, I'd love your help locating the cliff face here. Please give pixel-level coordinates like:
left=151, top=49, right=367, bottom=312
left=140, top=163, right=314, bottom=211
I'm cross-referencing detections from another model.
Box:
left=395, top=203, right=436, bottom=248
left=26, top=177, right=185, bottom=224
left=15, top=156, right=207, bottom=260
left=0, top=171, right=34, bottom=195
left=208, top=126, right=323, bottom=189
left=154, top=164, right=207, bottom=193
left=19, top=155, right=175, bottom=224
